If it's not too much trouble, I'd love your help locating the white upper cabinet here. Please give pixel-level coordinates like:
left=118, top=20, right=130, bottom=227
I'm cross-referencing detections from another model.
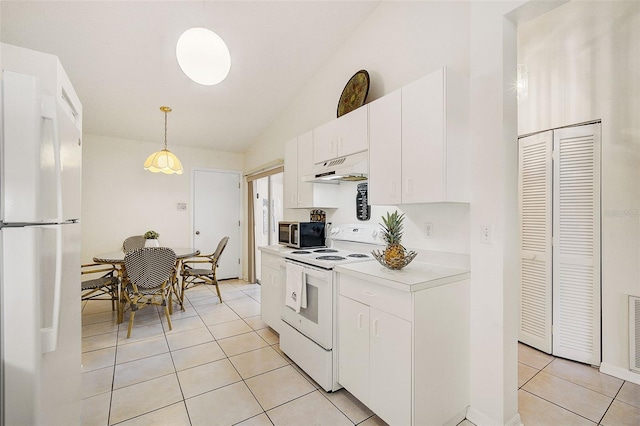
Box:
left=313, top=106, right=368, bottom=164
left=368, top=89, right=402, bottom=205
left=284, top=131, right=338, bottom=209
left=369, top=67, right=469, bottom=204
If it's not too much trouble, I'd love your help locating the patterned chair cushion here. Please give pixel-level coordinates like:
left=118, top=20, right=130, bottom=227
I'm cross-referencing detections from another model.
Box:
left=123, top=235, right=146, bottom=252
left=124, top=247, right=176, bottom=290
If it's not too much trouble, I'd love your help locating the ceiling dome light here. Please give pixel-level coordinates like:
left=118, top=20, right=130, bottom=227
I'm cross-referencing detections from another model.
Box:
left=176, top=27, right=231, bottom=85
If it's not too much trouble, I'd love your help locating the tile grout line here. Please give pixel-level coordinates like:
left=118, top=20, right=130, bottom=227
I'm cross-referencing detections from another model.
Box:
left=520, top=388, right=607, bottom=424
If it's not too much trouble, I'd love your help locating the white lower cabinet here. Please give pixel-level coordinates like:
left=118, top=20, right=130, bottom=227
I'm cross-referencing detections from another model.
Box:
left=260, top=252, right=284, bottom=333
left=337, top=272, right=469, bottom=426
left=340, top=295, right=411, bottom=425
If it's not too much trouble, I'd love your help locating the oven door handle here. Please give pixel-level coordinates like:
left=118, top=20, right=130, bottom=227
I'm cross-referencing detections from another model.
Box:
left=284, top=260, right=330, bottom=279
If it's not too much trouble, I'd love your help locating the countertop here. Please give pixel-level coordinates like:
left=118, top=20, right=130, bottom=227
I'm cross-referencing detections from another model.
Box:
left=258, top=245, right=291, bottom=255
left=334, top=260, right=470, bottom=292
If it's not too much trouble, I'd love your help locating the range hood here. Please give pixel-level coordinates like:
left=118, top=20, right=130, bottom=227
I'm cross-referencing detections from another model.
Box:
left=304, top=151, right=368, bottom=183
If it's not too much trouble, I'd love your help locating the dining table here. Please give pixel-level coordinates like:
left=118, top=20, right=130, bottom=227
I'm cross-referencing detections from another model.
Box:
left=93, top=247, right=200, bottom=323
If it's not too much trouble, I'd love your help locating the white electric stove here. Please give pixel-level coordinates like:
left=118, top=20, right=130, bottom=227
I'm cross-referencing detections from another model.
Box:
left=278, top=223, right=382, bottom=392
left=282, top=223, right=383, bottom=270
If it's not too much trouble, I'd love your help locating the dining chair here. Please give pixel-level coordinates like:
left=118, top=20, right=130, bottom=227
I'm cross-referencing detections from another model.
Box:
left=122, top=235, right=146, bottom=252
left=122, top=247, right=176, bottom=338
left=180, top=236, right=229, bottom=304
left=81, top=263, right=119, bottom=311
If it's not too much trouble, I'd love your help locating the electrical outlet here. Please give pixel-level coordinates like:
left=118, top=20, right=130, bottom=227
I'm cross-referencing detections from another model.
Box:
left=424, top=222, right=433, bottom=239
left=481, top=225, right=492, bottom=244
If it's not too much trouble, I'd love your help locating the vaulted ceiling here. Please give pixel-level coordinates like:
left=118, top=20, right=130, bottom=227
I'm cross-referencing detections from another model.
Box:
left=1, top=1, right=379, bottom=152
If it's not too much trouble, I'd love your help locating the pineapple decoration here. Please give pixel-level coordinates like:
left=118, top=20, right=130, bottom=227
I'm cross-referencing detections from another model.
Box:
left=372, top=211, right=417, bottom=270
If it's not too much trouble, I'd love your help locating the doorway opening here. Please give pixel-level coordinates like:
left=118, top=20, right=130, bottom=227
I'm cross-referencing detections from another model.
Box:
left=246, top=167, right=283, bottom=283
left=518, top=121, right=602, bottom=366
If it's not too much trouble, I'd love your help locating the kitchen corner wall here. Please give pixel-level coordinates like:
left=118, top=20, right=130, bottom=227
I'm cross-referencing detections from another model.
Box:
left=81, top=133, right=244, bottom=264
left=518, top=1, right=640, bottom=382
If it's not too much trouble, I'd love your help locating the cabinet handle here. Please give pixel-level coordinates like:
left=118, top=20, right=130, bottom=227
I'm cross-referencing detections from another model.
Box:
left=358, top=313, right=364, bottom=330
left=362, top=291, right=376, bottom=297
left=297, top=193, right=301, bottom=204
left=338, top=137, right=343, bottom=153
left=406, top=178, right=412, bottom=195
left=291, top=194, right=297, bottom=205
left=372, top=319, right=379, bottom=338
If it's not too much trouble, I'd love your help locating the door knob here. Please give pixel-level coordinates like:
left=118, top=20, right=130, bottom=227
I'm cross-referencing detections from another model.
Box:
left=195, top=231, right=200, bottom=235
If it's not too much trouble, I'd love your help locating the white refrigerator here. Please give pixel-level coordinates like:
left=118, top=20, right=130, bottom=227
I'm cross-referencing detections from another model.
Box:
left=0, top=43, right=83, bottom=425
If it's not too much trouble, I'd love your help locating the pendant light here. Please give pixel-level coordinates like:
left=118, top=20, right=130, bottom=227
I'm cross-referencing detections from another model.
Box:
left=144, top=106, right=183, bottom=175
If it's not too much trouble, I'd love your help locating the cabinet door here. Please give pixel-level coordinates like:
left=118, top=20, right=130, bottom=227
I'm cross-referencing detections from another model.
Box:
left=370, top=308, right=412, bottom=426
left=368, top=90, right=401, bottom=205
left=402, top=68, right=445, bottom=203
left=336, top=105, right=368, bottom=157
left=260, top=265, right=279, bottom=330
left=296, top=131, right=314, bottom=208
left=338, top=296, right=370, bottom=405
left=313, top=120, right=337, bottom=164
left=284, top=137, right=298, bottom=208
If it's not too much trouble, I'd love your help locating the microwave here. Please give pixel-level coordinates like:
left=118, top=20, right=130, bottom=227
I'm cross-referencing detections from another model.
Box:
left=278, top=221, right=326, bottom=248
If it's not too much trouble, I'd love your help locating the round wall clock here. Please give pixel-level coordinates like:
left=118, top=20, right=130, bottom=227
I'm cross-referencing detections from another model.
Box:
left=337, top=69, right=370, bottom=117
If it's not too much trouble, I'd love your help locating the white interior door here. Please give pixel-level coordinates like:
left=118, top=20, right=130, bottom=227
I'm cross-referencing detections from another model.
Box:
left=193, top=169, right=241, bottom=280
left=552, top=123, right=601, bottom=365
left=518, top=131, right=553, bottom=353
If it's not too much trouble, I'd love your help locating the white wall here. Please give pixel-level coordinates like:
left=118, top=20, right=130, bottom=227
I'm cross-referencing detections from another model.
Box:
left=326, top=183, right=471, bottom=266
left=81, top=134, right=244, bottom=264
left=518, top=0, right=640, bottom=381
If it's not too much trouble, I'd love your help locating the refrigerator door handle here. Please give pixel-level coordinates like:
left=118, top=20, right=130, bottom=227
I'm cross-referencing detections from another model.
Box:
left=41, top=225, right=62, bottom=353
left=41, top=95, right=64, bottom=223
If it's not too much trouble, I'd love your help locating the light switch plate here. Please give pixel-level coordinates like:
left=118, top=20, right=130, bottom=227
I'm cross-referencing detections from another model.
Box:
left=481, top=225, right=492, bottom=244
left=424, top=222, right=433, bottom=239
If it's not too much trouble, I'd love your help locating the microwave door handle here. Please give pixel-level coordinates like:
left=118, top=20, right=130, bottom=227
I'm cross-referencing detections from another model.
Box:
left=288, top=224, right=293, bottom=245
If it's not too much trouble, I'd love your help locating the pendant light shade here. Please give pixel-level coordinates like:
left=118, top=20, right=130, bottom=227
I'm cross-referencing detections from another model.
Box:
left=176, top=27, right=230, bottom=86
left=144, top=106, right=183, bottom=175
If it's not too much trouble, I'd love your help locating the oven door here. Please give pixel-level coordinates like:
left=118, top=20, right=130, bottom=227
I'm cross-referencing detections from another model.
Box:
left=281, top=260, right=333, bottom=350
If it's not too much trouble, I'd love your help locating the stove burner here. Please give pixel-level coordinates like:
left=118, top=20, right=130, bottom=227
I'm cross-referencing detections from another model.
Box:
left=314, top=249, right=338, bottom=253
left=347, top=253, right=369, bottom=258
left=316, top=255, right=346, bottom=261
left=291, top=250, right=311, bottom=254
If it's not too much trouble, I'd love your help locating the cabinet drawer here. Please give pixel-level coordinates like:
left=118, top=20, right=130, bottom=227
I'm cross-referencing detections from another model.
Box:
left=339, top=274, right=412, bottom=322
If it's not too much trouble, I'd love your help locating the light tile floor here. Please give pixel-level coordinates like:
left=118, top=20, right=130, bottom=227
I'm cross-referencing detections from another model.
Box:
left=81, top=279, right=385, bottom=425
left=517, top=343, right=640, bottom=426
left=81, top=279, right=640, bottom=425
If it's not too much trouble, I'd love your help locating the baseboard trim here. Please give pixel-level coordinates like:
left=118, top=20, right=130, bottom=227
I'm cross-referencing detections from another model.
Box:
left=466, top=407, right=522, bottom=426
left=600, top=362, right=640, bottom=385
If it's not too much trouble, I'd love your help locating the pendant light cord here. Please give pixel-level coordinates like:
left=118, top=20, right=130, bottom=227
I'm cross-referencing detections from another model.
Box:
left=164, top=110, right=168, bottom=150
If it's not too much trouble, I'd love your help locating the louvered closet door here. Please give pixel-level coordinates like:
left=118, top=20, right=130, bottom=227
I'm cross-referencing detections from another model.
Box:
left=518, top=131, right=553, bottom=353
left=552, top=124, right=601, bottom=365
